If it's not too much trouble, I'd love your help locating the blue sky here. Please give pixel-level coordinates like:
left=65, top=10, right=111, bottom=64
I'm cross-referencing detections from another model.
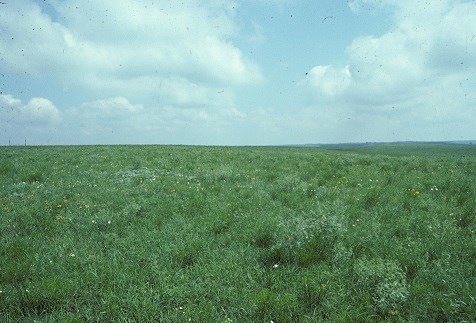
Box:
left=1, top=0, right=475, bottom=145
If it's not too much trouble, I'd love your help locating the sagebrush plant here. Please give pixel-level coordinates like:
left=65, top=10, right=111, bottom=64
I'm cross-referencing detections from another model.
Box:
left=354, top=257, right=409, bottom=315
left=264, top=205, right=347, bottom=267
left=1, top=144, right=475, bottom=321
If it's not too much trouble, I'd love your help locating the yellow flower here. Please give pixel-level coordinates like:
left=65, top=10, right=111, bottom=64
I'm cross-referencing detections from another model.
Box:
left=56, top=215, right=64, bottom=221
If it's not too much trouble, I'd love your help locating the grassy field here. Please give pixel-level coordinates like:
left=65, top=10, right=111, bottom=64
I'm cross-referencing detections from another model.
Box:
left=1, top=144, right=475, bottom=321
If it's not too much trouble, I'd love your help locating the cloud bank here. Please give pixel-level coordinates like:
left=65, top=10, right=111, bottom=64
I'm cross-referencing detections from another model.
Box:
left=301, top=0, right=476, bottom=142
left=0, top=0, right=264, bottom=144
left=0, top=0, right=262, bottom=104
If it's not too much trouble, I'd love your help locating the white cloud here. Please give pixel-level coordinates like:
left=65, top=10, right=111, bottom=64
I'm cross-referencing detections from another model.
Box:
left=305, top=65, right=351, bottom=98
left=1, top=90, right=247, bottom=145
left=22, top=98, right=61, bottom=124
left=0, top=0, right=262, bottom=106
left=63, top=97, right=143, bottom=137
left=80, top=97, right=143, bottom=115
left=0, top=94, right=60, bottom=125
left=51, top=95, right=245, bottom=144
left=0, top=94, right=22, bottom=109
left=302, top=0, right=476, bottom=141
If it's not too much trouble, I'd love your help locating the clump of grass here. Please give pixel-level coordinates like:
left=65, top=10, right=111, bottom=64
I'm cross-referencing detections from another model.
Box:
left=177, top=242, right=202, bottom=268
left=297, top=265, right=332, bottom=312
left=251, top=289, right=300, bottom=322
left=2, top=237, right=34, bottom=285
left=0, top=161, right=14, bottom=176
left=253, top=226, right=274, bottom=248
left=25, top=172, right=44, bottom=183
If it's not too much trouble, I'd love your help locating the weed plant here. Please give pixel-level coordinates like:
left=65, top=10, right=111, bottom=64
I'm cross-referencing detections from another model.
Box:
left=1, top=145, right=475, bottom=321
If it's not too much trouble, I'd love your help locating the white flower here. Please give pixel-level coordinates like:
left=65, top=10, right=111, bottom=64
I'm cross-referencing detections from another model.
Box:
left=273, top=264, right=279, bottom=268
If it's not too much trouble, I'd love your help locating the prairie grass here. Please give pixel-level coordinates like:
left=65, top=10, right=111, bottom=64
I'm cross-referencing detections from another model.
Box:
left=1, top=144, right=475, bottom=321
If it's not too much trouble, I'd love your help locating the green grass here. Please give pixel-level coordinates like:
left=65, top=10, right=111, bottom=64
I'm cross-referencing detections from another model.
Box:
left=1, top=144, right=475, bottom=321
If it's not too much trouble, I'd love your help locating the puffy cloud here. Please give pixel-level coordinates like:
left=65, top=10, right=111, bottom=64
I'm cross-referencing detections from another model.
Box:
left=0, top=94, right=60, bottom=125
left=79, top=97, right=143, bottom=115
left=305, top=65, right=351, bottom=98
left=0, top=0, right=262, bottom=105
left=63, top=97, right=144, bottom=137
left=0, top=90, right=247, bottom=145
left=0, top=94, right=22, bottom=109
left=22, top=98, right=61, bottom=124
left=302, top=0, right=476, bottom=141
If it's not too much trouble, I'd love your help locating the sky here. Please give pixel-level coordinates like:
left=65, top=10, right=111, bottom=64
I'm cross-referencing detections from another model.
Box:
left=0, top=0, right=475, bottom=145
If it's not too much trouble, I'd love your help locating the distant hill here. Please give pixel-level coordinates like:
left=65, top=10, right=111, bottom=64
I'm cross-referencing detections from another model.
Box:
left=291, top=140, right=475, bottom=148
